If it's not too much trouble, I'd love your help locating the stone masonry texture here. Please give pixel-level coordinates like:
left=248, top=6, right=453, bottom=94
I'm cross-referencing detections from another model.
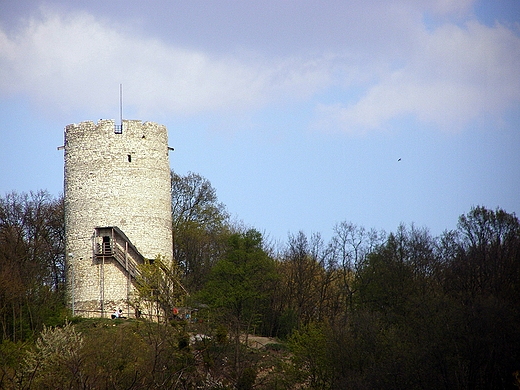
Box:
left=64, top=120, right=173, bottom=317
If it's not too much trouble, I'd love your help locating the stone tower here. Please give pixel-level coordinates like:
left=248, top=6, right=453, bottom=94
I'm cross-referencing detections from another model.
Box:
left=63, top=119, right=173, bottom=317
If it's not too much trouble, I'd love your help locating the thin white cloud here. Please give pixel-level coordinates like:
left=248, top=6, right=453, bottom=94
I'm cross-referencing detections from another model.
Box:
left=316, top=19, right=520, bottom=133
left=0, top=8, right=332, bottom=120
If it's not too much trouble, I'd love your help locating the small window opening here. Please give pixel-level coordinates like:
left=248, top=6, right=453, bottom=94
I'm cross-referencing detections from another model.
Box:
left=127, top=154, right=132, bottom=162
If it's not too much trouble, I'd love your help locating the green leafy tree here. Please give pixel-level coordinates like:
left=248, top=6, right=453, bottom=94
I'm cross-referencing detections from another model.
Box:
left=288, top=322, right=334, bottom=389
left=354, top=224, right=438, bottom=318
left=22, top=321, right=84, bottom=389
left=171, top=170, right=230, bottom=291
left=135, top=254, right=187, bottom=322
left=201, top=229, right=277, bottom=371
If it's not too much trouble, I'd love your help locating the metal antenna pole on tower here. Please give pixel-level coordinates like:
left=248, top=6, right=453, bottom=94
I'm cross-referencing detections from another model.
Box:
left=120, top=84, right=123, bottom=131
left=115, top=84, right=123, bottom=134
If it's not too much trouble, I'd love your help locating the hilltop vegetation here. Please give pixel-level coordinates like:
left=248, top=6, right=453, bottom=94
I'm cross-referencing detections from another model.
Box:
left=1, top=172, right=520, bottom=389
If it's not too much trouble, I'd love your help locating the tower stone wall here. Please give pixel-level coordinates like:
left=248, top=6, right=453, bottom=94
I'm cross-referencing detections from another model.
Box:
left=64, top=119, right=173, bottom=317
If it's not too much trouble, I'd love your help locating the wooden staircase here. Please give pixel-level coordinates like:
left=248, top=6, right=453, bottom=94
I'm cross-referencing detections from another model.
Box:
left=93, top=226, right=146, bottom=280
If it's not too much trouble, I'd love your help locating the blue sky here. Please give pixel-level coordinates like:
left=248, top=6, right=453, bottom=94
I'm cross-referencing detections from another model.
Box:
left=1, top=0, right=519, bottom=243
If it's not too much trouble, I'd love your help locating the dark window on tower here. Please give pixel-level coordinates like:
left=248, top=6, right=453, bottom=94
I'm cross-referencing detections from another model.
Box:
left=128, top=154, right=132, bottom=162
left=102, top=236, right=111, bottom=254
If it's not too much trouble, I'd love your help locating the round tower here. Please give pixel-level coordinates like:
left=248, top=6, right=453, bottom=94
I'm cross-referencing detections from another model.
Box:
left=64, top=119, right=173, bottom=317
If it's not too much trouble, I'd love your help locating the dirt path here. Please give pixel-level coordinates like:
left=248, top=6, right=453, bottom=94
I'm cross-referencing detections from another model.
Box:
left=241, top=335, right=278, bottom=349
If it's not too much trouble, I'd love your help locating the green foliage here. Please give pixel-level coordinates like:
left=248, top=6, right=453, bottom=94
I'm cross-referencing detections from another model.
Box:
left=0, top=340, right=27, bottom=388
left=171, top=170, right=230, bottom=291
left=3, top=181, right=520, bottom=389
left=171, top=170, right=229, bottom=231
left=202, top=229, right=277, bottom=327
left=22, top=321, right=84, bottom=389
left=201, top=229, right=277, bottom=373
left=276, top=308, right=298, bottom=339
left=135, top=254, right=186, bottom=321
left=288, top=322, right=334, bottom=389
left=215, top=323, right=229, bottom=344
left=14, top=318, right=207, bottom=389
left=236, top=366, right=257, bottom=390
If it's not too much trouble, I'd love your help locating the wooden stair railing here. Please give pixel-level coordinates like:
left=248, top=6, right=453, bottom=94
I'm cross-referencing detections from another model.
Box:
left=95, top=239, right=141, bottom=279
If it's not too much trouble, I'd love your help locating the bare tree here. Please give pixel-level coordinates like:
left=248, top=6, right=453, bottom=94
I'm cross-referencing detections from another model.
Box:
left=0, top=191, right=65, bottom=342
left=329, top=222, right=385, bottom=319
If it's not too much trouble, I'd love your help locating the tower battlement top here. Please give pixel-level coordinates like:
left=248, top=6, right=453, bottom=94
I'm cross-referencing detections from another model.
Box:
left=64, top=120, right=168, bottom=143
left=65, top=119, right=164, bottom=130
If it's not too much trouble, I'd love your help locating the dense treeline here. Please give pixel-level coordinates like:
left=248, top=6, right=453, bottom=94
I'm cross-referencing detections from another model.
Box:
left=1, top=173, right=519, bottom=389
left=0, top=191, right=66, bottom=343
